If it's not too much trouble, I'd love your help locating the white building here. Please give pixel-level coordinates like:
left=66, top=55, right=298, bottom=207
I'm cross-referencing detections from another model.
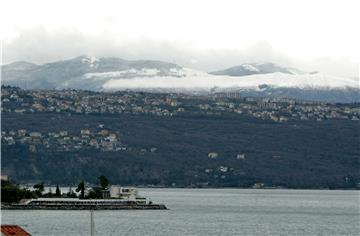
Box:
left=110, top=186, right=139, bottom=200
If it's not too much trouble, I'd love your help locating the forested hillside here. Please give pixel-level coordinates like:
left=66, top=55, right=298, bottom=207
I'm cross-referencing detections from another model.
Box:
left=2, top=111, right=359, bottom=189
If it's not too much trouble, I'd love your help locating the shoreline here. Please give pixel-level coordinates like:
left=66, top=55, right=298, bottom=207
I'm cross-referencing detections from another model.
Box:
left=18, top=185, right=360, bottom=191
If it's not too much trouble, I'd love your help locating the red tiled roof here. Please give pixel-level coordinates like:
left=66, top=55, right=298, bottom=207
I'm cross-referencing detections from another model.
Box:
left=1, top=225, right=31, bottom=236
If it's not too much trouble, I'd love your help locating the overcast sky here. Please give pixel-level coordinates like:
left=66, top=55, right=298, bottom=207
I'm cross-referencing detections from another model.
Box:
left=1, top=0, right=359, bottom=78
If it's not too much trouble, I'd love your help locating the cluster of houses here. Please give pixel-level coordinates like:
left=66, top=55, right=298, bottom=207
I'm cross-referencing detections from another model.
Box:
left=204, top=152, right=247, bottom=181
left=1, top=125, right=127, bottom=153
left=200, top=96, right=360, bottom=122
left=2, top=86, right=360, bottom=122
left=1, top=86, right=179, bottom=117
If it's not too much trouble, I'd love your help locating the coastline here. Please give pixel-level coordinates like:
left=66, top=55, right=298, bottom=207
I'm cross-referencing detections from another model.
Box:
left=18, top=185, right=360, bottom=191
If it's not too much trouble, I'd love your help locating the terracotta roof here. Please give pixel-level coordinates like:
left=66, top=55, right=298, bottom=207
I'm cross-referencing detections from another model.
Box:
left=1, top=225, right=31, bottom=236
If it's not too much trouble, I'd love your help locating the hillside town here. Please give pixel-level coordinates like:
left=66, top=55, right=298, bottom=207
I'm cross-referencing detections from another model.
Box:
left=1, top=126, right=128, bottom=153
left=2, top=85, right=359, bottom=159
left=1, top=87, right=359, bottom=190
left=2, top=86, right=360, bottom=122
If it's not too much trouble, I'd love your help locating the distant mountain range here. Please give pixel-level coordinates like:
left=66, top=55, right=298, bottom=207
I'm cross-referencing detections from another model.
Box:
left=2, top=56, right=181, bottom=91
left=2, top=56, right=359, bottom=102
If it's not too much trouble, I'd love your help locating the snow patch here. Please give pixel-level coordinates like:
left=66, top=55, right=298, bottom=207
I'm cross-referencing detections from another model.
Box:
left=169, top=67, right=185, bottom=76
left=102, top=69, right=359, bottom=91
left=81, top=56, right=100, bottom=68
left=83, top=68, right=163, bottom=80
left=241, top=64, right=260, bottom=72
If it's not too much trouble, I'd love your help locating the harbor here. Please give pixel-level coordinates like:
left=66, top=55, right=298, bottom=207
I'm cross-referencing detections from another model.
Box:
left=2, top=198, right=167, bottom=210
left=2, top=181, right=167, bottom=210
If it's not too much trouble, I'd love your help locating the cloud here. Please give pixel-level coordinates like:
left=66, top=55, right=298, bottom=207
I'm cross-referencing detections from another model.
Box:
left=3, top=28, right=358, bottom=79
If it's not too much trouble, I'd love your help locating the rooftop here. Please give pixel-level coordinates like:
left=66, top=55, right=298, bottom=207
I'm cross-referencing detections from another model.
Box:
left=1, top=225, right=31, bottom=236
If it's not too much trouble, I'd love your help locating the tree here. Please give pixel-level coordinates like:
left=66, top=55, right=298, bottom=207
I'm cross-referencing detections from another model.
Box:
left=55, top=185, right=61, bottom=197
left=98, top=175, right=109, bottom=190
left=87, top=187, right=103, bottom=199
left=76, top=181, right=85, bottom=199
left=1, top=180, right=35, bottom=203
left=33, top=182, right=44, bottom=197
left=67, top=187, right=77, bottom=198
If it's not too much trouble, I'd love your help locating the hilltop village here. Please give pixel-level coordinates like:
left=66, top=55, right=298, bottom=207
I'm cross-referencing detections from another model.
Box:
left=2, top=85, right=359, bottom=122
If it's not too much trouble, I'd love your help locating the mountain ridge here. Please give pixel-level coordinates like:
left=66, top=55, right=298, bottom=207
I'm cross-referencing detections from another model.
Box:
left=2, top=56, right=359, bottom=102
left=210, top=62, right=304, bottom=76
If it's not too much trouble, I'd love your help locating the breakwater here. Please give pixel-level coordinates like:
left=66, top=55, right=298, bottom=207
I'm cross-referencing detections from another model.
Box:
left=2, top=198, right=167, bottom=210
left=2, top=203, right=167, bottom=210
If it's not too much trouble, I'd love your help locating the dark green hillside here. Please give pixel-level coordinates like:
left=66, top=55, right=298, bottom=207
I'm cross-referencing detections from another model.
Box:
left=2, top=112, right=359, bottom=188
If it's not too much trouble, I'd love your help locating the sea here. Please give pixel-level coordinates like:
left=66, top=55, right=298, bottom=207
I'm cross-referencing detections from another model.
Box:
left=1, top=188, right=359, bottom=236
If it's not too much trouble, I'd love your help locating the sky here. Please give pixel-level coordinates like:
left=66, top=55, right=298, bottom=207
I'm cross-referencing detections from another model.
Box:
left=1, top=0, right=359, bottom=78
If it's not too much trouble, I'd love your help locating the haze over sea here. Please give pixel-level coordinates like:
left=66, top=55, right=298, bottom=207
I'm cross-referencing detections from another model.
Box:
left=1, top=188, right=359, bottom=236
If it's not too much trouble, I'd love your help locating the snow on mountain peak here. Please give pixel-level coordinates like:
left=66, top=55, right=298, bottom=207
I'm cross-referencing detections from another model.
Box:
left=2, top=56, right=359, bottom=102
left=241, top=64, right=260, bottom=72
left=210, top=62, right=301, bottom=76
left=81, top=56, right=100, bottom=67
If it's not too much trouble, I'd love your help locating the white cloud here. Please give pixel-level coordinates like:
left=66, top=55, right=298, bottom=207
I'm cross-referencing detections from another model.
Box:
left=1, top=0, right=359, bottom=78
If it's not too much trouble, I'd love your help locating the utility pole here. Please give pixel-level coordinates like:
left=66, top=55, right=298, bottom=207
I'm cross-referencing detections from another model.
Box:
left=90, top=209, right=95, bottom=236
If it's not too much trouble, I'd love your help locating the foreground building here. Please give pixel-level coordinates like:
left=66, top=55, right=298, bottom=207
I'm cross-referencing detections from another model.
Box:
left=1, top=225, right=31, bottom=236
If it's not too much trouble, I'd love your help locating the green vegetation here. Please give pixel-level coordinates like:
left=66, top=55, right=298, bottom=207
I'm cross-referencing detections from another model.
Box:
left=33, top=182, right=44, bottom=197
left=1, top=180, right=36, bottom=203
left=2, top=112, right=359, bottom=189
left=87, top=175, right=110, bottom=199
left=1, top=175, right=112, bottom=203
left=66, top=188, right=77, bottom=198
left=1, top=86, right=359, bottom=189
left=76, top=181, right=85, bottom=199
left=55, top=184, right=61, bottom=197
left=99, top=175, right=109, bottom=190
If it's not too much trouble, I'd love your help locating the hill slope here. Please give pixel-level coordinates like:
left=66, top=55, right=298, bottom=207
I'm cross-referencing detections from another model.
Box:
left=2, top=112, right=359, bottom=188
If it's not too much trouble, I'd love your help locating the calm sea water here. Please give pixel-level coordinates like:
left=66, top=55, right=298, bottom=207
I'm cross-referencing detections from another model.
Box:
left=1, top=189, right=359, bottom=236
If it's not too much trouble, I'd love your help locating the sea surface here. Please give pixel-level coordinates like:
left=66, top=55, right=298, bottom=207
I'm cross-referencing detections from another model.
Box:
left=1, top=189, right=359, bottom=236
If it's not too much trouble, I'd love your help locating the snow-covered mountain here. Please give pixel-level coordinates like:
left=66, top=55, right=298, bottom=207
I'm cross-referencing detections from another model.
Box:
left=2, top=56, right=359, bottom=102
left=102, top=68, right=359, bottom=102
left=210, top=62, right=304, bottom=76
left=2, top=56, right=182, bottom=90
left=104, top=68, right=357, bottom=90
